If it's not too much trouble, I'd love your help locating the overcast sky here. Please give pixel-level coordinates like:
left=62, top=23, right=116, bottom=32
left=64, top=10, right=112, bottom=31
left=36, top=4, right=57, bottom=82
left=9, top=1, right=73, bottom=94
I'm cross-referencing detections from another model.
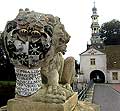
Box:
left=0, top=0, right=120, bottom=61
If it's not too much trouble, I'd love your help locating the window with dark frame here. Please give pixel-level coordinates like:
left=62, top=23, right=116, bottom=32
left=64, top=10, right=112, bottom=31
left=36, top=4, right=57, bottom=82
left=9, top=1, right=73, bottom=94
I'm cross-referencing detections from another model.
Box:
left=112, top=72, right=118, bottom=80
left=90, top=58, right=95, bottom=65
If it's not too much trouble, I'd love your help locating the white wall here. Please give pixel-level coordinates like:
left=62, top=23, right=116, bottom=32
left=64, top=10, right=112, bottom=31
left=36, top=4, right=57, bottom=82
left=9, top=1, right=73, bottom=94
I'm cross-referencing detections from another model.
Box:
left=80, top=50, right=107, bottom=82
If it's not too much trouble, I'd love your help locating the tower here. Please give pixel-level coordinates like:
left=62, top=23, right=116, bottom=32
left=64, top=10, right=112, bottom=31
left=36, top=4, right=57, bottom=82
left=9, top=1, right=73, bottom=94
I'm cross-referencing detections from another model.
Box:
left=90, top=1, right=102, bottom=45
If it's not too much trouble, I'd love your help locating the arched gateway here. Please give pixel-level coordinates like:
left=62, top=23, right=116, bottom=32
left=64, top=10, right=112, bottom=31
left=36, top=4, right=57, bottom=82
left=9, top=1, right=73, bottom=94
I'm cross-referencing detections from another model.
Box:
left=90, top=70, right=105, bottom=83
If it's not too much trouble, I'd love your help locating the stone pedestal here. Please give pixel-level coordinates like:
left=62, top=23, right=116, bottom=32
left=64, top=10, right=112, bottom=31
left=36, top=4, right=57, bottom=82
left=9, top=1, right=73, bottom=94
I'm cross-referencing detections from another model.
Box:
left=74, top=101, right=100, bottom=111
left=7, top=92, right=78, bottom=111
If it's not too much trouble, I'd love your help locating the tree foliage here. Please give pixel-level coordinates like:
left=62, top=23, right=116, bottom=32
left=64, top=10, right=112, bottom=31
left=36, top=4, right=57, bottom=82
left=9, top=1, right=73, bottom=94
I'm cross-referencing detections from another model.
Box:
left=100, top=19, right=120, bottom=45
left=0, top=33, right=16, bottom=81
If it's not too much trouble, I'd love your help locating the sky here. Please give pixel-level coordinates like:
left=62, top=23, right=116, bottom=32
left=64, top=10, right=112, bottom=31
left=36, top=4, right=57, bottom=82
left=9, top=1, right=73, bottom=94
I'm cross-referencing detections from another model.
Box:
left=0, top=0, right=120, bottom=61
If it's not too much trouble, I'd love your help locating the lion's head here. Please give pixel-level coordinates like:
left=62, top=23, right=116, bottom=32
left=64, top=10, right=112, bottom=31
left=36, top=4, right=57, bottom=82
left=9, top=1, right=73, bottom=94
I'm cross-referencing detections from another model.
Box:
left=2, top=8, right=70, bottom=68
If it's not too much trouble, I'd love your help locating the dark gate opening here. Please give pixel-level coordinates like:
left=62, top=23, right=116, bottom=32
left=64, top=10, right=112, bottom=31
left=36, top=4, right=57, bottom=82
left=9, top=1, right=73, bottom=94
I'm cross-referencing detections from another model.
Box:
left=90, top=70, right=105, bottom=83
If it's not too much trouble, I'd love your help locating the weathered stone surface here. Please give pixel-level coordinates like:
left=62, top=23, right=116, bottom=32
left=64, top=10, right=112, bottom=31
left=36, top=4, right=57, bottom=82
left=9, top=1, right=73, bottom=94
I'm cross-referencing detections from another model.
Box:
left=2, top=8, right=75, bottom=102
left=74, top=101, right=100, bottom=111
left=7, top=92, right=78, bottom=111
left=0, top=106, right=7, bottom=111
left=61, top=57, right=76, bottom=84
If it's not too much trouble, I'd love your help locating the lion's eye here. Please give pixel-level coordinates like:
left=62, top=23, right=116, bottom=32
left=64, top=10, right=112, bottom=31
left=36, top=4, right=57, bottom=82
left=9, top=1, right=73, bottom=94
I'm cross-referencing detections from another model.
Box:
left=31, top=30, right=41, bottom=36
left=19, top=29, right=28, bottom=35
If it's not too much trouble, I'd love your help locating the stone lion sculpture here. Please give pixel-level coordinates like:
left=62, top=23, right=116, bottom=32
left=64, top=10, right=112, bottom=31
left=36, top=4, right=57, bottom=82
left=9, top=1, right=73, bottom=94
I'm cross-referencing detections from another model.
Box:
left=1, top=8, right=76, bottom=103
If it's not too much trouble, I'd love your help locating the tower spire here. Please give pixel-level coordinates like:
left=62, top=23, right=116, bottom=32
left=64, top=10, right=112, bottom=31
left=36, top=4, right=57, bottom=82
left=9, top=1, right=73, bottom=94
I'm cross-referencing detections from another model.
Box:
left=92, top=0, right=97, bottom=15
left=93, top=0, right=95, bottom=8
left=90, top=1, right=103, bottom=46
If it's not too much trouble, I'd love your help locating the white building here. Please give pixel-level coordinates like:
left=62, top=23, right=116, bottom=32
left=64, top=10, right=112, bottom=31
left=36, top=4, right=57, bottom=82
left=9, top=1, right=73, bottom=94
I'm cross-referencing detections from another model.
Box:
left=80, top=47, right=106, bottom=83
left=80, top=45, right=120, bottom=83
left=79, top=2, right=120, bottom=83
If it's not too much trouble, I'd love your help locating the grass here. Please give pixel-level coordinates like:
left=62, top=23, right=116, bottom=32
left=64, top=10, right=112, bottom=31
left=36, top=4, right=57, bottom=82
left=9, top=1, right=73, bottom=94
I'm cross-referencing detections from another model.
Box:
left=0, top=81, right=15, bottom=107
left=0, top=81, right=16, bottom=86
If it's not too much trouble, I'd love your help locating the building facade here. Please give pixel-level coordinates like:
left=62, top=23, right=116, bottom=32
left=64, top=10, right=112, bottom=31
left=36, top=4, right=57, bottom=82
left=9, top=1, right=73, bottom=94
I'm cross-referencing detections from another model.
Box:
left=80, top=48, right=107, bottom=83
left=79, top=3, right=120, bottom=83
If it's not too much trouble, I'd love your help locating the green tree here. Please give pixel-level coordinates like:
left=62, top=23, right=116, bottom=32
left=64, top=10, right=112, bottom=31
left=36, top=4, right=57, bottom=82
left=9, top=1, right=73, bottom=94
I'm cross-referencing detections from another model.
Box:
left=100, top=19, right=120, bottom=45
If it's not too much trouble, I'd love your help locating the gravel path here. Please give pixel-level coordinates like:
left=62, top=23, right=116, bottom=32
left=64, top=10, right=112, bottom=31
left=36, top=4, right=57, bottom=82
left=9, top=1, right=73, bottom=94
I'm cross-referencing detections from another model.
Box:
left=93, top=84, right=120, bottom=111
